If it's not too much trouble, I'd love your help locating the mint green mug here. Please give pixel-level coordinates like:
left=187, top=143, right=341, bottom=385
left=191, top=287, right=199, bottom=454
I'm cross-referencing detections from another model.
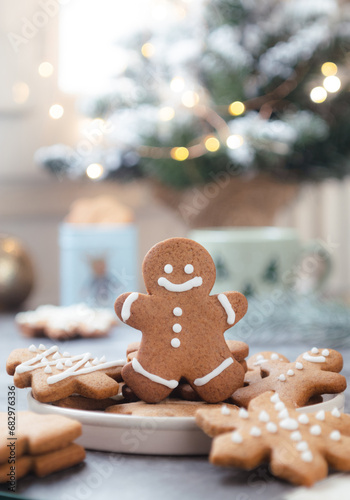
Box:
left=189, top=227, right=331, bottom=296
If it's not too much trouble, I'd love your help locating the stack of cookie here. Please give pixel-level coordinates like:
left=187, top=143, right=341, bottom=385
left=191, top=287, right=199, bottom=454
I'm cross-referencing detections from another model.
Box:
left=0, top=412, right=85, bottom=484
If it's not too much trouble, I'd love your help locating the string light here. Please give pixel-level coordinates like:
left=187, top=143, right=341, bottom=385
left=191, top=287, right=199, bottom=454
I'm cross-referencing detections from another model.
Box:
left=310, top=86, right=327, bottom=103
left=12, top=82, right=30, bottom=104
left=226, top=134, right=244, bottom=149
left=205, top=136, right=220, bottom=152
left=228, top=101, right=245, bottom=116
left=49, top=104, right=64, bottom=119
left=170, top=77, right=185, bottom=92
left=171, top=147, right=189, bottom=161
left=141, top=42, right=155, bottom=58
left=86, top=163, right=104, bottom=179
left=321, top=62, right=338, bottom=77
left=159, top=106, right=175, bottom=121
left=181, top=90, right=199, bottom=108
left=38, top=62, right=54, bottom=78
left=323, top=75, right=341, bottom=93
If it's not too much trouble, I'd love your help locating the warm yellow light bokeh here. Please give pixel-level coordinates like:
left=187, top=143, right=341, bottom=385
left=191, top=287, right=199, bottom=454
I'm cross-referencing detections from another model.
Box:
left=86, top=163, right=104, bottom=179
left=205, top=136, right=220, bottom=152
left=12, top=82, right=30, bottom=104
left=310, top=86, right=327, bottom=103
left=323, top=75, right=341, bottom=93
left=228, top=101, right=245, bottom=116
left=226, top=134, right=244, bottom=149
left=171, top=147, right=189, bottom=161
left=141, top=42, right=155, bottom=58
left=38, top=62, right=54, bottom=78
left=321, top=62, right=338, bottom=77
left=170, top=77, right=185, bottom=92
left=49, top=104, right=64, bottom=119
left=181, top=90, right=199, bottom=108
left=159, top=106, right=175, bottom=121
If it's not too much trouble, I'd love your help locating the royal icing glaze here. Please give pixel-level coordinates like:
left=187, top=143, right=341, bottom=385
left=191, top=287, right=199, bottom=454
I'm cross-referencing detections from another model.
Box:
left=302, top=353, right=326, bottom=363
left=258, top=411, right=270, bottom=422
left=250, top=426, right=261, bottom=437
left=287, top=370, right=294, bottom=376
left=278, top=374, right=286, bottom=382
left=279, top=418, right=299, bottom=431
left=194, top=357, right=233, bottom=387
left=132, top=358, right=178, bottom=389
left=231, top=431, right=243, bottom=443
left=311, top=347, right=319, bottom=354
left=184, top=264, right=194, bottom=274
left=278, top=409, right=289, bottom=420
left=29, top=345, right=37, bottom=352
left=172, top=324, right=182, bottom=333
left=271, top=353, right=279, bottom=360
left=15, top=345, right=125, bottom=385
left=316, top=410, right=325, bottom=421
left=298, top=414, right=309, bottom=424
left=295, top=362, right=303, bottom=370
left=171, top=338, right=181, bottom=348
left=290, top=431, right=302, bottom=441
left=173, top=307, right=182, bottom=316
left=157, top=276, right=203, bottom=292
left=121, top=292, right=139, bottom=322
left=322, top=349, right=330, bottom=357
left=296, top=441, right=308, bottom=452
left=164, top=264, right=173, bottom=273
left=221, top=405, right=231, bottom=415
left=310, top=425, right=321, bottom=436
left=330, top=430, right=341, bottom=441
left=266, top=422, right=277, bottom=433
left=275, top=402, right=285, bottom=411
left=331, top=408, right=341, bottom=418
left=270, top=393, right=280, bottom=403
left=301, top=450, right=313, bottom=462
left=217, top=294, right=236, bottom=325
left=239, top=408, right=249, bottom=419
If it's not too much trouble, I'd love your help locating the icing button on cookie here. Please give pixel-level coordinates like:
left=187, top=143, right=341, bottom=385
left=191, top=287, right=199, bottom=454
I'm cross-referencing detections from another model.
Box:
left=172, top=324, right=182, bottom=333
left=171, top=338, right=181, bottom=348
left=173, top=307, right=182, bottom=317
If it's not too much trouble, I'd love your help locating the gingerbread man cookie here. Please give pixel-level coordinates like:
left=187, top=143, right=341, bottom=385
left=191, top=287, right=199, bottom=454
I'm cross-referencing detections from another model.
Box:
left=115, top=238, right=248, bottom=403
left=232, top=347, right=346, bottom=408
left=196, top=391, right=350, bottom=486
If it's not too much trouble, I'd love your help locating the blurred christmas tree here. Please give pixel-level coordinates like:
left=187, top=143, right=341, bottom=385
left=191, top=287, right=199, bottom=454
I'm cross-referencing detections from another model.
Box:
left=37, top=0, right=350, bottom=190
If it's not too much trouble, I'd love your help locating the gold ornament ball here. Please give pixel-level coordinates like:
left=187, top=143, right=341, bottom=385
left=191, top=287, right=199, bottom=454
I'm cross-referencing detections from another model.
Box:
left=0, top=235, right=35, bottom=310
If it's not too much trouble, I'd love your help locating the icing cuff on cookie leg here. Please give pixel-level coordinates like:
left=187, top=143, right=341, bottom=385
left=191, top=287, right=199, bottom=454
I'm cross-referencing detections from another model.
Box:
left=121, top=361, right=176, bottom=403
left=189, top=357, right=245, bottom=403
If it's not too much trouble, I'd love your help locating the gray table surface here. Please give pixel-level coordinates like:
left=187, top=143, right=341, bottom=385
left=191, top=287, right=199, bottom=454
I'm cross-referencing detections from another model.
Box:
left=1, top=313, right=350, bottom=500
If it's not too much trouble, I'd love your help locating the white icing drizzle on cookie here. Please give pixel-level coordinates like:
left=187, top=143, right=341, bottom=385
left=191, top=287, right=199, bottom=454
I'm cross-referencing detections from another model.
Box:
left=258, top=410, right=270, bottom=423
left=221, top=405, right=231, bottom=415
left=132, top=358, right=178, bottom=389
left=322, top=349, right=330, bottom=357
left=239, top=408, right=249, bottom=419
left=172, top=323, right=182, bottom=333
left=253, top=358, right=268, bottom=366
left=330, top=430, right=341, bottom=441
left=316, top=410, right=325, bottom=421
left=278, top=409, right=289, bottom=420
left=52, top=352, right=61, bottom=360
left=217, top=294, right=236, bottom=325
left=194, top=357, right=233, bottom=387
left=287, top=370, right=294, bottom=376
left=302, top=353, right=326, bottom=363
left=28, top=345, right=37, bottom=352
left=271, top=353, right=279, bottom=360
left=278, top=374, right=286, bottom=382
left=311, top=347, right=319, bottom=354
left=15, top=345, right=125, bottom=385
left=231, top=431, right=243, bottom=443
left=121, top=292, right=139, bottom=322
left=173, top=307, right=182, bottom=317
left=279, top=418, right=298, bottom=431
left=157, top=276, right=203, bottom=293
left=310, top=425, right=321, bottom=436
left=275, top=402, right=285, bottom=411
left=184, top=264, right=194, bottom=274
left=295, top=362, right=303, bottom=370
left=39, top=344, right=46, bottom=351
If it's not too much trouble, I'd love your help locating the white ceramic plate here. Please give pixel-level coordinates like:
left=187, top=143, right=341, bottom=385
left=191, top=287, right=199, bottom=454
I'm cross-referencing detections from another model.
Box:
left=27, top=392, right=345, bottom=456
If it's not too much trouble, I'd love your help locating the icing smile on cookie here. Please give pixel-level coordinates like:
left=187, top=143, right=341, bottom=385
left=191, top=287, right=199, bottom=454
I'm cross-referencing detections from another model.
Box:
left=157, top=276, right=203, bottom=292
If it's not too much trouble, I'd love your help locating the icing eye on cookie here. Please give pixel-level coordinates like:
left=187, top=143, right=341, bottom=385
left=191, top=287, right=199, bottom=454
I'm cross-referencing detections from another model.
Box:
left=164, top=264, right=173, bottom=274
left=184, top=264, right=194, bottom=274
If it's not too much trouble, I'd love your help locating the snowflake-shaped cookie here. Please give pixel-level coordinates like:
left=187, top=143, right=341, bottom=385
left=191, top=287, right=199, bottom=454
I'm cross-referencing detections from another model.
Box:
left=6, top=344, right=124, bottom=402
left=196, top=391, right=350, bottom=486
left=232, top=347, right=346, bottom=408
